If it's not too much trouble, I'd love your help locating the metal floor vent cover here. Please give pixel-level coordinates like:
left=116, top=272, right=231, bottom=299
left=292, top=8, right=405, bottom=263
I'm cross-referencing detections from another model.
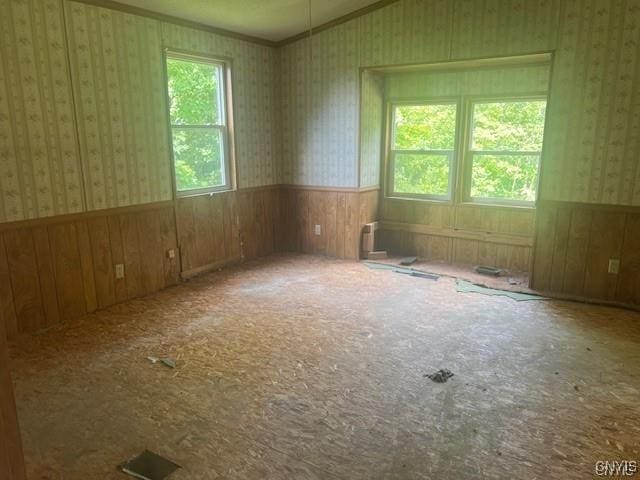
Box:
left=119, top=450, right=181, bottom=480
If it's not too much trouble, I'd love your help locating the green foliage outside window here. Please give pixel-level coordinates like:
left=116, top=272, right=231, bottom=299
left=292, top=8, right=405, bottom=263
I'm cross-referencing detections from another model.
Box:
left=392, top=104, right=456, bottom=196
left=390, top=99, right=546, bottom=202
left=394, top=153, right=450, bottom=196
left=470, top=100, right=546, bottom=202
left=394, top=104, right=456, bottom=150
left=167, top=56, right=225, bottom=191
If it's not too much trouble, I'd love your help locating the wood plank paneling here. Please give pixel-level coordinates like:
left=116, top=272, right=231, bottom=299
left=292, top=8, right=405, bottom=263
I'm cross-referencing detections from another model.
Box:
left=75, top=221, right=98, bottom=314
left=532, top=201, right=640, bottom=306
left=107, top=215, right=128, bottom=303
left=87, top=217, right=116, bottom=309
left=158, top=208, right=180, bottom=287
left=617, top=214, right=640, bottom=305
left=32, top=227, right=60, bottom=327
left=0, top=318, right=26, bottom=480
left=379, top=196, right=535, bottom=270
left=278, top=187, right=380, bottom=260
left=0, top=237, right=17, bottom=340
left=120, top=214, right=144, bottom=299
left=583, top=211, right=626, bottom=301
left=0, top=201, right=207, bottom=338
left=175, top=188, right=277, bottom=277
left=3, top=229, right=45, bottom=334
left=136, top=211, right=164, bottom=295
left=562, top=209, right=591, bottom=295
left=49, top=223, right=87, bottom=320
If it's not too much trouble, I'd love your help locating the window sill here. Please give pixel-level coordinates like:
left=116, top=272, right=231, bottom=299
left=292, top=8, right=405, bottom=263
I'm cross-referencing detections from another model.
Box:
left=459, top=200, right=536, bottom=210
left=385, top=195, right=453, bottom=205
left=176, top=187, right=235, bottom=199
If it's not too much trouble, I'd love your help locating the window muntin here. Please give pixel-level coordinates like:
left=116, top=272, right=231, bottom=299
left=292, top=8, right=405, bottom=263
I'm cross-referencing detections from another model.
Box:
left=389, top=103, right=458, bottom=199
left=166, top=53, right=230, bottom=194
left=467, top=99, right=546, bottom=203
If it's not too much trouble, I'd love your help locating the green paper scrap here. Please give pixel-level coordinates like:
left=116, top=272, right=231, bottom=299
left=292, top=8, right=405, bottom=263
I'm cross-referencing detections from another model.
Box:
left=456, top=279, right=547, bottom=301
left=363, top=261, right=439, bottom=280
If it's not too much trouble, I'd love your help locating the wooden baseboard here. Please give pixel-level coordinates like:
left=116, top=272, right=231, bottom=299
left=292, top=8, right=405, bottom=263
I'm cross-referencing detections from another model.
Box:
left=180, top=257, right=241, bottom=280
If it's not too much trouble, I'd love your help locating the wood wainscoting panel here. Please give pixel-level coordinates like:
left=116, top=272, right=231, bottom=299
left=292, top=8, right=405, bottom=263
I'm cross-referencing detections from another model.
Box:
left=278, top=187, right=380, bottom=260
left=3, top=229, right=46, bottom=335
left=531, top=201, right=640, bottom=306
left=0, top=202, right=180, bottom=340
left=0, top=318, right=26, bottom=480
left=176, top=187, right=279, bottom=277
left=378, top=198, right=534, bottom=272
left=617, top=214, right=640, bottom=304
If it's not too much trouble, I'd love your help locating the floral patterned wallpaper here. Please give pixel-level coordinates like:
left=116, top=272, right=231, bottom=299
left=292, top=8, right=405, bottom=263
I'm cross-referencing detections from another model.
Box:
left=0, top=0, right=85, bottom=221
left=65, top=1, right=172, bottom=210
left=360, top=71, right=384, bottom=188
left=385, top=64, right=551, bottom=98
left=279, top=20, right=360, bottom=187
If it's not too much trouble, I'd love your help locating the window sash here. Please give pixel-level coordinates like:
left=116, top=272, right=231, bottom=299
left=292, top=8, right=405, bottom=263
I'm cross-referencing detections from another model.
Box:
left=463, top=97, right=546, bottom=205
left=391, top=102, right=458, bottom=151
left=387, top=100, right=459, bottom=201
left=171, top=125, right=230, bottom=196
left=389, top=150, right=455, bottom=200
left=467, top=152, right=540, bottom=204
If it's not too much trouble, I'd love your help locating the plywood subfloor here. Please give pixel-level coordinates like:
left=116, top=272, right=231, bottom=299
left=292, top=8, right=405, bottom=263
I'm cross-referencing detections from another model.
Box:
left=9, top=253, right=640, bottom=479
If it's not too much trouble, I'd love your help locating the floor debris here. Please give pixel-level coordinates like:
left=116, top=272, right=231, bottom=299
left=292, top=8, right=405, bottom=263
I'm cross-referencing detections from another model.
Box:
left=475, top=265, right=503, bottom=276
left=366, top=250, right=388, bottom=260
left=424, top=369, right=455, bottom=383
left=399, top=256, right=417, bottom=266
left=161, top=358, right=177, bottom=369
left=363, top=262, right=439, bottom=280
left=119, top=450, right=181, bottom=480
left=456, top=279, right=546, bottom=301
left=147, top=356, right=177, bottom=369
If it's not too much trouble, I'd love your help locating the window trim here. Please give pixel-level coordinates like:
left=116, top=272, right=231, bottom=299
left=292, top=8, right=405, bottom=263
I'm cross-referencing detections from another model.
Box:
left=461, top=94, right=547, bottom=207
left=163, top=48, right=236, bottom=198
left=385, top=98, right=461, bottom=202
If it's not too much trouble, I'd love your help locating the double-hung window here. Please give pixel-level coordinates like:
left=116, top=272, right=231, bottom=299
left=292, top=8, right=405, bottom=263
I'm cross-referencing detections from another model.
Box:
left=389, top=102, right=458, bottom=200
left=166, top=51, right=232, bottom=195
left=386, top=96, right=547, bottom=206
left=466, top=98, right=546, bottom=204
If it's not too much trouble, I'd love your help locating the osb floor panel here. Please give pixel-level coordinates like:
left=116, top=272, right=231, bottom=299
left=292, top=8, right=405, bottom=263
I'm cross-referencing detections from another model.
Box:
left=8, top=253, right=640, bottom=480
left=374, top=256, right=533, bottom=293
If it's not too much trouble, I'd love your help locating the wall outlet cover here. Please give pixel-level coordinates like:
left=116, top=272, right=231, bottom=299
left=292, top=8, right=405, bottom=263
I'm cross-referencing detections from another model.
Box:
left=608, top=258, right=620, bottom=274
left=168, top=249, right=176, bottom=259
left=314, top=224, right=321, bottom=236
left=115, top=264, right=125, bottom=279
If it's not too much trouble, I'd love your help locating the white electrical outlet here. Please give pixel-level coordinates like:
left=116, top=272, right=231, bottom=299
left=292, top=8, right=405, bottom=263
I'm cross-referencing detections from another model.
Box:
left=608, top=258, right=620, bottom=274
left=314, top=224, right=321, bottom=236
left=115, top=264, right=125, bottom=279
left=167, top=248, right=176, bottom=259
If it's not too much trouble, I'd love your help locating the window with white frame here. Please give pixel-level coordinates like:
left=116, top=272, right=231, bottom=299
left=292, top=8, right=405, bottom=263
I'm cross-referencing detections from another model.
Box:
left=389, top=102, right=458, bottom=199
left=466, top=98, right=546, bottom=204
left=166, top=51, right=232, bottom=195
left=386, top=96, right=546, bottom=206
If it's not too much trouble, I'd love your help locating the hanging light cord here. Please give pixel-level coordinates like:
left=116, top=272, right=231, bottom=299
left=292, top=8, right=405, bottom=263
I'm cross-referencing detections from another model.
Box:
left=308, top=0, right=313, bottom=60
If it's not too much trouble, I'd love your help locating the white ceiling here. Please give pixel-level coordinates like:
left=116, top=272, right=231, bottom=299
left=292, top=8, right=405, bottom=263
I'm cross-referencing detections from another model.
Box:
left=114, top=0, right=382, bottom=42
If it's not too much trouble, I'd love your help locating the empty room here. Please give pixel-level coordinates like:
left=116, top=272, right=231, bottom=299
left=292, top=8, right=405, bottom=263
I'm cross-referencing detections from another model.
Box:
left=1, top=0, right=640, bottom=479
